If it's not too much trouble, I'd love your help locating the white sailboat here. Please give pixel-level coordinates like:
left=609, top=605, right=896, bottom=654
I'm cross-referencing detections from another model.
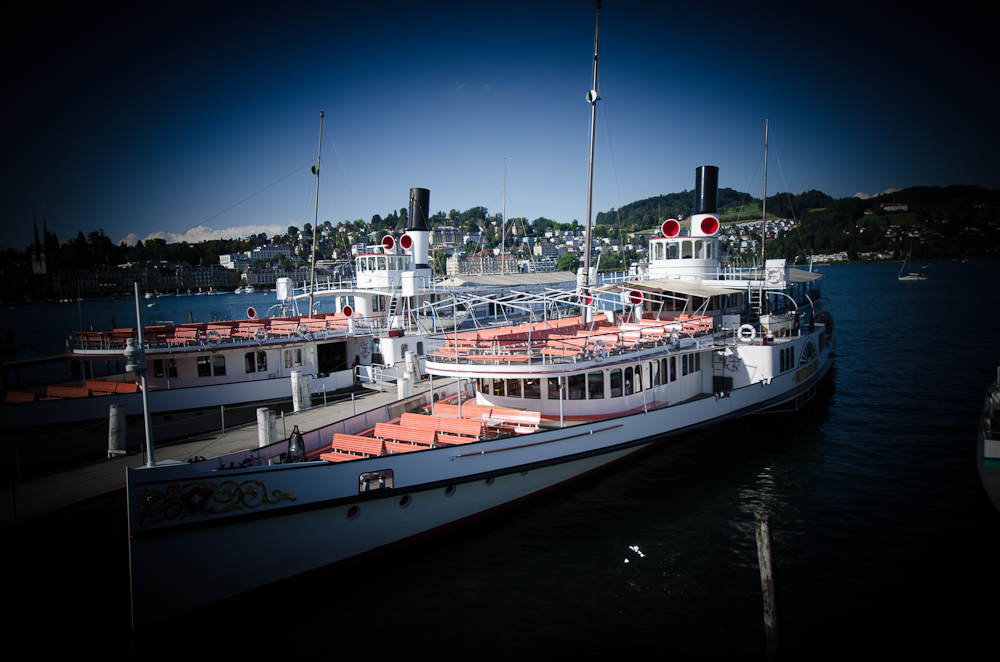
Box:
left=898, top=243, right=927, bottom=281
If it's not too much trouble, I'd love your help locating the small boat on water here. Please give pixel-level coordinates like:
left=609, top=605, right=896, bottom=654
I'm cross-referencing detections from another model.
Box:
left=898, top=243, right=927, bottom=281
left=124, top=4, right=836, bottom=630
left=978, top=362, right=1000, bottom=513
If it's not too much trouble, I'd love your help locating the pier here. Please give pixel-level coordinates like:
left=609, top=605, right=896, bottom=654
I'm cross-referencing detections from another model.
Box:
left=0, top=381, right=430, bottom=527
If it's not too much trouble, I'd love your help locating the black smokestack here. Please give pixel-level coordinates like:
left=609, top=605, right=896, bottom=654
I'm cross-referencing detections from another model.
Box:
left=694, top=166, right=719, bottom=215
left=408, top=188, right=430, bottom=232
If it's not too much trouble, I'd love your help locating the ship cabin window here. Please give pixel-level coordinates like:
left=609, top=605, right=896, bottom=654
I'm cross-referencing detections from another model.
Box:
left=197, top=355, right=226, bottom=377
left=153, top=359, right=177, bottom=379
left=670, top=357, right=677, bottom=382
left=654, top=242, right=664, bottom=260
left=284, top=349, right=303, bottom=369
left=400, top=343, right=408, bottom=358
left=493, top=379, right=504, bottom=397
left=568, top=374, right=585, bottom=400
left=507, top=378, right=522, bottom=398
left=417, top=342, right=423, bottom=355
left=588, top=372, right=604, bottom=399
left=377, top=256, right=386, bottom=271
left=652, top=360, right=660, bottom=387
left=524, top=378, right=541, bottom=399
left=547, top=377, right=565, bottom=400
left=610, top=369, right=622, bottom=397
left=245, top=351, right=267, bottom=373
left=668, top=243, right=679, bottom=259
left=634, top=365, right=643, bottom=392
left=624, top=367, right=634, bottom=395
left=681, top=240, right=693, bottom=259
left=367, top=257, right=376, bottom=271
left=682, top=355, right=689, bottom=376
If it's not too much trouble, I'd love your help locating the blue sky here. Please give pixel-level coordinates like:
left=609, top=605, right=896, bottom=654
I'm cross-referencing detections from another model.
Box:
left=3, top=1, right=996, bottom=252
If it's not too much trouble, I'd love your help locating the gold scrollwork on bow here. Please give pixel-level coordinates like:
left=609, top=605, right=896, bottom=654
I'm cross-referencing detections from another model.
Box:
left=138, top=479, right=296, bottom=526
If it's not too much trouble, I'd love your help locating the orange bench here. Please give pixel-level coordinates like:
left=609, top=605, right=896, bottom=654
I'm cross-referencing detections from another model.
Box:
left=4, top=391, right=38, bottom=404
left=328, top=433, right=385, bottom=457
left=318, top=450, right=360, bottom=462
left=400, top=413, right=485, bottom=438
left=41, top=386, right=92, bottom=401
left=166, top=328, right=200, bottom=345
left=487, top=409, right=541, bottom=428
left=434, top=433, right=477, bottom=447
left=383, top=440, right=426, bottom=455
left=86, top=381, right=120, bottom=394
left=374, top=423, right=436, bottom=447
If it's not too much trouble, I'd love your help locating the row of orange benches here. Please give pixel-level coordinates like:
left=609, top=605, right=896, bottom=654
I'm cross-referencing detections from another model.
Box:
left=317, top=404, right=543, bottom=462
left=3, top=380, right=141, bottom=404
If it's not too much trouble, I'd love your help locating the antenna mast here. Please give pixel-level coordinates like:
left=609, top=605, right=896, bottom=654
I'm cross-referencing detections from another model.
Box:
left=308, top=110, right=323, bottom=318
left=582, top=1, right=601, bottom=295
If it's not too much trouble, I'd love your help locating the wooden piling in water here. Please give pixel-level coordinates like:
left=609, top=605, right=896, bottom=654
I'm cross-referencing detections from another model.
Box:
left=755, top=509, right=778, bottom=659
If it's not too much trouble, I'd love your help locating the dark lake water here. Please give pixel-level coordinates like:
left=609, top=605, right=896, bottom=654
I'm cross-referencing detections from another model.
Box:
left=7, top=259, right=1000, bottom=657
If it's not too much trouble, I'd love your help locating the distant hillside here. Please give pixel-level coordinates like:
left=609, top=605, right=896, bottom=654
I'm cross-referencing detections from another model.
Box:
left=764, top=185, right=1000, bottom=263
left=595, top=188, right=835, bottom=230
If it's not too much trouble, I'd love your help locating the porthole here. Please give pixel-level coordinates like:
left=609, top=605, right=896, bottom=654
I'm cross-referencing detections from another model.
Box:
left=399, top=495, right=411, bottom=509
left=485, top=477, right=495, bottom=486
left=445, top=485, right=456, bottom=497
left=347, top=505, right=360, bottom=520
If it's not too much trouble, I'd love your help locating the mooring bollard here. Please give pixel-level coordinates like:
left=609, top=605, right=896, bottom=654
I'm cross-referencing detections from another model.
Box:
left=108, top=404, right=126, bottom=458
left=256, top=407, right=273, bottom=448
left=755, top=509, right=778, bottom=660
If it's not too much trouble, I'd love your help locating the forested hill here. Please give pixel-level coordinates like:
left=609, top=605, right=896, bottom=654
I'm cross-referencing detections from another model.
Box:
left=765, top=185, right=1000, bottom=262
left=595, top=183, right=999, bottom=261
left=594, top=188, right=836, bottom=230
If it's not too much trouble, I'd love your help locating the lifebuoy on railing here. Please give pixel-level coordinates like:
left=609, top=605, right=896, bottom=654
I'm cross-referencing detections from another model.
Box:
left=297, top=323, right=311, bottom=339
left=206, top=330, right=221, bottom=347
left=726, top=355, right=743, bottom=371
left=737, top=324, right=757, bottom=343
left=254, top=327, right=268, bottom=343
left=593, top=338, right=607, bottom=361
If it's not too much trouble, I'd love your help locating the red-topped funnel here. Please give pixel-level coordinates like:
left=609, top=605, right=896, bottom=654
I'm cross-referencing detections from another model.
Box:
left=662, top=219, right=680, bottom=237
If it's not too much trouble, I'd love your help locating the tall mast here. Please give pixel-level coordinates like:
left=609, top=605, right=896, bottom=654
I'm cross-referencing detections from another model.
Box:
left=308, top=110, right=323, bottom=318
left=582, top=0, right=601, bottom=293
left=502, top=158, right=507, bottom=274
left=759, top=117, right=768, bottom=272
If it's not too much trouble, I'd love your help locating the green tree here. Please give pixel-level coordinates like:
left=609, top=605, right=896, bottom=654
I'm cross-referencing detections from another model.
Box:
left=556, top=253, right=579, bottom=272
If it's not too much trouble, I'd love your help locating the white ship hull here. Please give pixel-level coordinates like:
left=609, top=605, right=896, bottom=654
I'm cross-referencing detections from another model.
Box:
left=127, top=336, right=833, bottom=628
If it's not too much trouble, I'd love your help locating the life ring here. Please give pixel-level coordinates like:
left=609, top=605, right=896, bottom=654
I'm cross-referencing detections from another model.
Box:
left=297, top=323, right=311, bottom=339
left=726, top=355, right=743, bottom=372
left=254, top=327, right=268, bottom=343
left=359, top=341, right=371, bottom=357
left=206, top=330, right=221, bottom=347
left=592, top=338, right=607, bottom=361
left=737, top=324, right=757, bottom=343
